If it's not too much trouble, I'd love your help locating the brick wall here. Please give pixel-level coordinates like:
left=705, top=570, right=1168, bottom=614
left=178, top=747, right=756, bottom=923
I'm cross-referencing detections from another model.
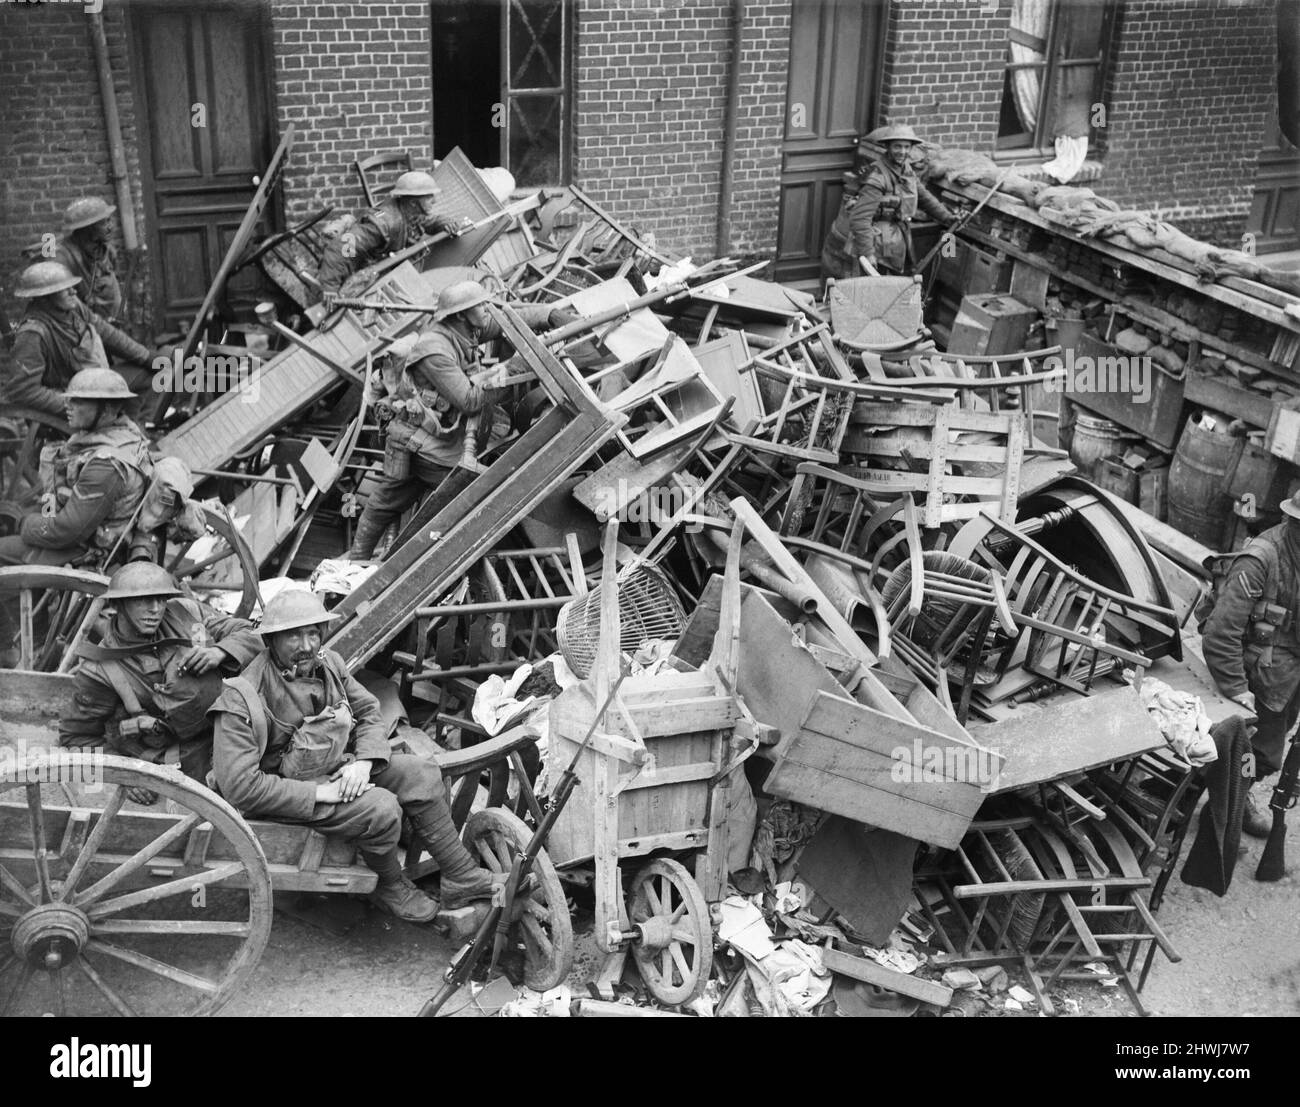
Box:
left=879, top=0, right=1277, bottom=247
left=878, top=1, right=1005, bottom=147
left=574, top=0, right=789, bottom=262
left=270, top=0, right=434, bottom=227
left=0, top=1, right=147, bottom=333
left=1100, top=0, right=1277, bottom=246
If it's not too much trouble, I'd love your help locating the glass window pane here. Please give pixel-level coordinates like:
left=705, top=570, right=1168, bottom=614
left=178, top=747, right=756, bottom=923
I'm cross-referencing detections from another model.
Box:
left=509, top=0, right=564, bottom=90
left=509, top=94, right=562, bottom=185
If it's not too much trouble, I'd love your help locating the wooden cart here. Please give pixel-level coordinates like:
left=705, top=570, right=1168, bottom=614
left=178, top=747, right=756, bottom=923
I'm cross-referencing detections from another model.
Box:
left=544, top=518, right=755, bottom=1005
left=0, top=569, right=570, bottom=1017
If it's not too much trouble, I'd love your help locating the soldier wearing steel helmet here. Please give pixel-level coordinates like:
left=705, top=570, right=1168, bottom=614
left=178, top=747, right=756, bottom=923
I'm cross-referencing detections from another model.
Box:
left=59, top=563, right=261, bottom=801
left=6, top=259, right=155, bottom=419
left=53, top=196, right=123, bottom=320
left=314, top=170, right=473, bottom=299
left=209, top=589, right=502, bottom=923
left=0, top=368, right=151, bottom=572
left=821, top=123, right=957, bottom=281
left=346, top=278, right=577, bottom=559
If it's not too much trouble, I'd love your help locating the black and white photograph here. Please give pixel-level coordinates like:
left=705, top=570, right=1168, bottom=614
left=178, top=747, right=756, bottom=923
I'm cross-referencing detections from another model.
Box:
left=0, top=0, right=1297, bottom=1043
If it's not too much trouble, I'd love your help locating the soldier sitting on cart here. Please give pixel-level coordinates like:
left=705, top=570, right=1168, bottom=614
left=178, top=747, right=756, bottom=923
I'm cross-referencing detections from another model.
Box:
left=209, top=589, right=501, bottom=923
left=59, top=563, right=262, bottom=805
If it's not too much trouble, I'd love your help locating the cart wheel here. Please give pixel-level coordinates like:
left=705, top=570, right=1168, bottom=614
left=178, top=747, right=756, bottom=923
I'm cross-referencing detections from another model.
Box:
left=0, top=754, right=272, bottom=1016
left=627, top=858, right=714, bottom=1006
left=462, top=807, right=572, bottom=990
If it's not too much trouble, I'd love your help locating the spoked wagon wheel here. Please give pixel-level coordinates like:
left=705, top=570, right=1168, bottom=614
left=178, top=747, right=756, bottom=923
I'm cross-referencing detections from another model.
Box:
left=0, top=566, right=109, bottom=673
left=462, top=807, right=572, bottom=990
left=626, top=857, right=713, bottom=1005
left=166, top=505, right=262, bottom=621
left=0, top=754, right=272, bottom=1016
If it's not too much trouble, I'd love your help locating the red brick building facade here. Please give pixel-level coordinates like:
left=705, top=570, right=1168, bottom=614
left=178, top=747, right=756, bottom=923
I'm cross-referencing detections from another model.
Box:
left=0, top=0, right=1286, bottom=334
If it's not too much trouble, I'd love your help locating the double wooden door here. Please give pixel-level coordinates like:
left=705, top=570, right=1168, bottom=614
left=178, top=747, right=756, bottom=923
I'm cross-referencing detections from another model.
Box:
left=130, top=0, right=278, bottom=334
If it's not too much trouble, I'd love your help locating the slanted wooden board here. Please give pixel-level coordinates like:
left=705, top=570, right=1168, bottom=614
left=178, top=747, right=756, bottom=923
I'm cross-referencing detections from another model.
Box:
left=426, top=147, right=520, bottom=269
left=968, top=684, right=1166, bottom=793
left=326, top=309, right=622, bottom=668
left=156, top=264, right=429, bottom=472
left=326, top=407, right=619, bottom=668
left=677, top=582, right=992, bottom=848
left=767, top=689, right=992, bottom=848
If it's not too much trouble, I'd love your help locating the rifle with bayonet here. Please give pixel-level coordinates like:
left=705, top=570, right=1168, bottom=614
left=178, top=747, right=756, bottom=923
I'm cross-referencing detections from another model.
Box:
left=1255, top=729, right=1300, bottom=881
left=416, top=672, right=627, bottom=1016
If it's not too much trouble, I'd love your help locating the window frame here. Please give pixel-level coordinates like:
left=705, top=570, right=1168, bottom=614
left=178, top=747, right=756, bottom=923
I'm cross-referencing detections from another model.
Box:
left=500, top=0, right=574, bottom=187
left=995, top=0, right=1120, bottom=159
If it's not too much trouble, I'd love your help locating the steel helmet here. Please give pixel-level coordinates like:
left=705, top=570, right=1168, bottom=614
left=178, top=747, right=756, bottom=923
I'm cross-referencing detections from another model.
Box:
left=866, top=124, right=923, bottom=145
left=389, top=171, right=441, bottom=198
left=63, top=367, right=135, bottom=401
left=434, top=279, right=492, bottom=322
left=257, top=589, right=340, bottom=636
left=14, top=260, right=81, bottom=299
left=64, top=197, right=117, bottom=231
left=104, top=561, right=183, bottom=601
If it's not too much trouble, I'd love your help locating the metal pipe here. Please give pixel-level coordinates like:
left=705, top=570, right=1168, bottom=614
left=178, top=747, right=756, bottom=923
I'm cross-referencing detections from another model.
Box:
left=88, top=11, right=138, bottom=251
left=716, top=0, right=745, bottom=257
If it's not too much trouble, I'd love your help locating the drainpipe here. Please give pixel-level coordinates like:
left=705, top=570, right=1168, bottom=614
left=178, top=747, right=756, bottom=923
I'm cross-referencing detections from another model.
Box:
left=715, top=0, right=744, bottom=258
left=88, top=10, right=138, bottom=252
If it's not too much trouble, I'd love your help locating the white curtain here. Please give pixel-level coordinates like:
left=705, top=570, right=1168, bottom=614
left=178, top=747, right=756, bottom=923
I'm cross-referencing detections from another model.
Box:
left=1009, top=0, right=1052, bottom=135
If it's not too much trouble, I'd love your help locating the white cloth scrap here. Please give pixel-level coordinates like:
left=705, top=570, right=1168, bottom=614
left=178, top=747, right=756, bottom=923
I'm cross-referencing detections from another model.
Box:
left=1140, top=678, right=1218, bottom=766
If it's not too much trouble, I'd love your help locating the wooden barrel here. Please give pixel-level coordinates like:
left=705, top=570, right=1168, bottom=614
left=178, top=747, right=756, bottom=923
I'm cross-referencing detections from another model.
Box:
left=1167, top=419, right=1245, bottom=550
left=1068, top=408, right=1128, bottom=480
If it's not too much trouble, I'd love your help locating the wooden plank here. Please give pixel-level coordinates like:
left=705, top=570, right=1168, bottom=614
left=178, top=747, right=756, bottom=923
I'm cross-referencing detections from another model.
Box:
left=326, top=408, right=621, bottom=668
left=822, top=945, right=953, bottom=1007
left=969, top=684, right=1165, bottom=793
left=944, top=182, right=1300, bottom=330
left=158, top=264, right=427, bottom=471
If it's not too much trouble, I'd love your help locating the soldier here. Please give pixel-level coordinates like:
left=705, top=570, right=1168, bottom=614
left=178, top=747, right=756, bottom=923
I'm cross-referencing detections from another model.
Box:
left=60, top=563, right=262, bottom=804
left=820, top=124, right=957, bottom=282
left=1203, top=490, right=1300, bottom=837
left=346, top=279, right=575, bottom=559
left=0, top=368, right=151, bottom=571
left=54, top=197, right=123, bottom=321
left=6, top=260, right=155, bottom=420
left=314, top=171, right=471, bottom=300
left=209, top=590, right=501, bottom=922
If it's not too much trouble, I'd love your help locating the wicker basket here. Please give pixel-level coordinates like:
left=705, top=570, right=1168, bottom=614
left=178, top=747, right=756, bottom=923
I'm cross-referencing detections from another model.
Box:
left=556, top=559, right=686, bottom=679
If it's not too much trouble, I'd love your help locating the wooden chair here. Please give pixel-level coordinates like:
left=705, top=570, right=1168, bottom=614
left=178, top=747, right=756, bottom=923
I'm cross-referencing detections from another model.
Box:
left=354, top=149, right=412, bottom=207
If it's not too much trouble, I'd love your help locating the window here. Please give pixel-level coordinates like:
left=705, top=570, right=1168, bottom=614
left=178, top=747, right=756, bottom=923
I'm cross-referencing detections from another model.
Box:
left=431, top=0, right=573, bottom=187
left=997, top=0, right=1117, bottom=153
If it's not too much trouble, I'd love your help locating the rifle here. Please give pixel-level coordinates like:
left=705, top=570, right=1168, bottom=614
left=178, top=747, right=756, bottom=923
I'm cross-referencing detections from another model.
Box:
left=915, top=167, right=1014, bottom=279
left=1255, top=730, right=1300, bottom=881
left=417, top=672, right=627, bottom=1016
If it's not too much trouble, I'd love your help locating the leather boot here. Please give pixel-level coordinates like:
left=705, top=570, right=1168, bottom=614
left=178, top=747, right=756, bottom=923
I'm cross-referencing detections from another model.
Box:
left=348, top=508, right=391, bottom=560
left=370, top=872, right=440, bottom=922
left=364, top=849, right=439, bottom=922
left=408, top=802, right=502, bottom=910
left=1243, top=785, right=1273, bottom=840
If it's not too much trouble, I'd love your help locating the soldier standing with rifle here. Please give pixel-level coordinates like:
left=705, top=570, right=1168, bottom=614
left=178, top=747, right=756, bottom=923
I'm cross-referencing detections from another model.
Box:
left=1203, top=490, right=1300, bottom=848
left=820, top=124, right=957, bottom=282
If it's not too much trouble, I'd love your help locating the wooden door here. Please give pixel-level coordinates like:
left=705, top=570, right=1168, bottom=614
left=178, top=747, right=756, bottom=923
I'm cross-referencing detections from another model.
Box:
left=131, top=1, right=277, bottom=334
left=774, top=0, right=886, bottom=285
